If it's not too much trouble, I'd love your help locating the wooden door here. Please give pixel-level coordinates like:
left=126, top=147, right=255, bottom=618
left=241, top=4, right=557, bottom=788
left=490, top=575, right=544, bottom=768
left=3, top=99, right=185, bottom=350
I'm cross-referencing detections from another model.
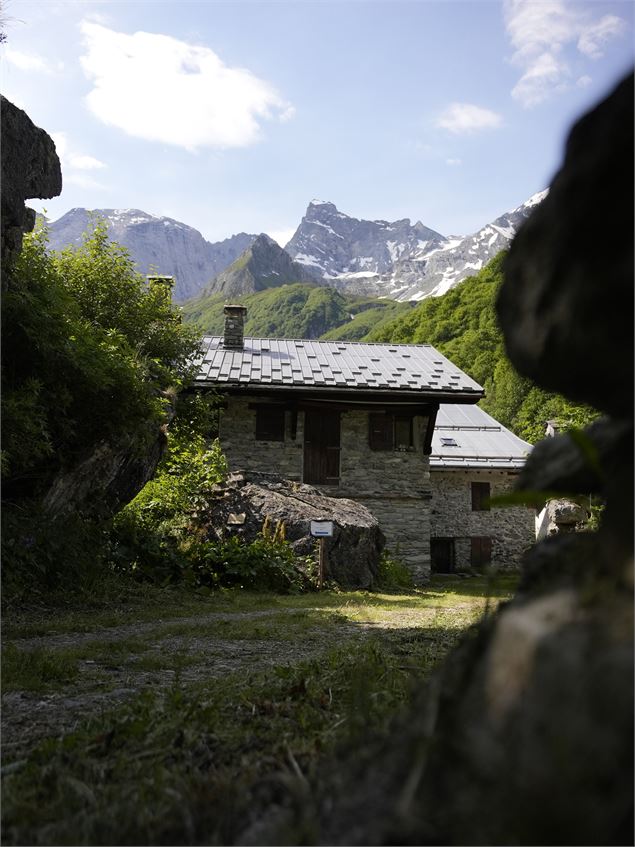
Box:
left=303, top=411, right=341, bottom=485
left=431, top=538, right=456, bottom=573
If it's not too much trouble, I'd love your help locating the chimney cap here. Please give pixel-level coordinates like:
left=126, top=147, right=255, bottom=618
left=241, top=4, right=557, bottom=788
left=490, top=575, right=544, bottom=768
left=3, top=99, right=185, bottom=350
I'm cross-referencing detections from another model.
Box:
left=224, top=304, right=247, bottom=313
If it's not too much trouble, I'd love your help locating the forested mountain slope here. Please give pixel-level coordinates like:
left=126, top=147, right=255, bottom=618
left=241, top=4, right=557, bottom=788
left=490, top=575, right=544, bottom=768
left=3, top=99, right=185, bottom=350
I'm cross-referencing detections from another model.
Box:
left=182, top=283, right=412, bottom=340
left=366, top=252, right=597, bottom=442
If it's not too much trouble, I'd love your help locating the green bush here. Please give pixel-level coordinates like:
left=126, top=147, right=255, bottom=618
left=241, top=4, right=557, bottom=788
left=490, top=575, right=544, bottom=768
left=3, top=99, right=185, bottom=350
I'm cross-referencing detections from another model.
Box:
left=112, top=396, right=309, bottom=593
left=1, top=221, right=201, bottom=597
left=375, top=552, right=414, bottom=590
left=2, top=222, right=199, bottom=499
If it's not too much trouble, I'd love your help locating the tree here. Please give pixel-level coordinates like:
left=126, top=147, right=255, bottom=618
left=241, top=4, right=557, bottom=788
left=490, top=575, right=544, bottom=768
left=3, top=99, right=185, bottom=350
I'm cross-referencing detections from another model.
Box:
left=1, top=221, right=200, bottom=500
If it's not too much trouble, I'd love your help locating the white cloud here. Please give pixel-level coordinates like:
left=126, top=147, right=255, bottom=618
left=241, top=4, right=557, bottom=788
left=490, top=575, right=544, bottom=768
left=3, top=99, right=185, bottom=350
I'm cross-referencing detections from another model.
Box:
left=3, top=48, right=63, bottom=73
left=504, top=0, right=628, bottom=108
left=65, top=173, right=109, bottom=190
left=268, top=228, right=296, bottom=248
left=436, top=103, right=503, bottom=134
left=445, top=158, right=462, bottom=166
left=69, top=154, right=106, bottom=171
left=511, top=51, right=569, bottom=108
left=578, top=14, right=626, bottom=59
left=51, top=132, right=108, bottom=189
left=576, top=74, right=592, bottom=88
left=79, top=21, right=294, bottom=151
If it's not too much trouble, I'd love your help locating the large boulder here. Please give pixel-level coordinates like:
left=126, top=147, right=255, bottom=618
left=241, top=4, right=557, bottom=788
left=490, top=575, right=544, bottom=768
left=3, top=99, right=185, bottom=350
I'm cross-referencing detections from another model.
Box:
left=1, top=96, right=62, bottom=273
left=42, top=427, right=170, bottom=521
left=497, top=72, right=633, bottom=419
left=196, top=471, right=384, bottom=589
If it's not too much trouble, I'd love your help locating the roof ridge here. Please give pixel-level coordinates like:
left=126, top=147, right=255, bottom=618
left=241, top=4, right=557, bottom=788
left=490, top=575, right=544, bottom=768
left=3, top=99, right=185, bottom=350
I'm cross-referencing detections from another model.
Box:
left=202, top=335, right=435, bottom=348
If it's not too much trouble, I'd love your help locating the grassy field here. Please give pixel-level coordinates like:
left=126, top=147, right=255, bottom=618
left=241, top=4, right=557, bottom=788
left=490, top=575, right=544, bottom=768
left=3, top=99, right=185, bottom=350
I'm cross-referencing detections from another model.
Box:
left=1, top=575, right=517, bottom=846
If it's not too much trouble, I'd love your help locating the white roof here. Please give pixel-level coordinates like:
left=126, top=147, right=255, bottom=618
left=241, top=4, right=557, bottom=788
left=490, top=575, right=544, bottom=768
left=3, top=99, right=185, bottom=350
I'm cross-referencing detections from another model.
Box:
left=431, top=404, right=531, bottom=469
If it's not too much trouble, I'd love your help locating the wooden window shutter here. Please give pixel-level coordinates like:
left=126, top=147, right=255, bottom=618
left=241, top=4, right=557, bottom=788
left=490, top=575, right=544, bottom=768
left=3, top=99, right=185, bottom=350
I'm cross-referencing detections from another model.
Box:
left=471, top=481, right=491, bottom=511
left=471, top=536, right=492, bottom=568
left=369, top=413, right=393, bottom=451
left=394, top=415, right=414, bottom=449
left=255, top=407, right=285, bottom=442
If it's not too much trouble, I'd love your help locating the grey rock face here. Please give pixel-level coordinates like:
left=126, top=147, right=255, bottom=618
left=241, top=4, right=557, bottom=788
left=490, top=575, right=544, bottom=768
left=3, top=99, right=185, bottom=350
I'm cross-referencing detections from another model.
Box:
left=285, top=199, right=446, bottom=280
left=42, top=428, right=170, bottom=521
left=204, top=233, right=318, bottom=299
left=198, top=471, right=384, bottom=589
left=285, top=196, right=548, bottom=302
left=45, top=207, right=257, bottom=303
left=1, top=96, right=62, bottom=272
left=384, top=191, right=549, bottom=301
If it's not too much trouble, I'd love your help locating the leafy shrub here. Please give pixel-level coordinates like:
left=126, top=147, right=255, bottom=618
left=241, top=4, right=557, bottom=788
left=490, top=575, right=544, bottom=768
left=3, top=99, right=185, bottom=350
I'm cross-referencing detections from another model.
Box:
left=1, top=221, right=201, bottom=598
left=184, top=533, right=307, bottom=593
left=375, top=552, right=414, bottom=591
left=112, top=397, right=309, bottom=593
left=2, top=222, right=199, bottom=500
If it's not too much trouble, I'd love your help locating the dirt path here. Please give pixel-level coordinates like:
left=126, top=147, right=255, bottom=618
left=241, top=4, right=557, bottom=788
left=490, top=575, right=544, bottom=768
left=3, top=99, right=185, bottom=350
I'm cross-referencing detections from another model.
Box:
left=2, top=608, right=368, bottom=763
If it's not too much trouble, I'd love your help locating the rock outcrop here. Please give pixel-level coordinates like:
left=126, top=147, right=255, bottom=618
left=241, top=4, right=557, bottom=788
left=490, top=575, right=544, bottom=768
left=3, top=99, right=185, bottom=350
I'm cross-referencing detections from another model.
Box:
left=42, top=425, right=170, bottom=522
left=196, top=471, right=384, bottom=589
left=498, top=73, right=634, bottom=418
left=250, top=72, right=634, bottom=847
left=1, top=96, right=62, bottom=274
left=204, top=234, right=319, bottom=299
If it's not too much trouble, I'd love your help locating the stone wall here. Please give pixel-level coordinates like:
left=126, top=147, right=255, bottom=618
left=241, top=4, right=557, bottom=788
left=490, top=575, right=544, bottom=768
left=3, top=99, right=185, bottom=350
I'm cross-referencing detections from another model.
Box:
left=430, top=469, right=535, bottom=570
left=220, top=397, right=304, bottom=481
left=219, top=396, right=432, bottom=580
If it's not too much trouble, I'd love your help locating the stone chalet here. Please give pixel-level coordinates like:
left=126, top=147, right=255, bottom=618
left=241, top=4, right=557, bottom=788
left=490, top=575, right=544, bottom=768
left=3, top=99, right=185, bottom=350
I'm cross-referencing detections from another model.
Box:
left=194, top=305, right=487, bottom=582
left=429, top=404, right=535, bottom=574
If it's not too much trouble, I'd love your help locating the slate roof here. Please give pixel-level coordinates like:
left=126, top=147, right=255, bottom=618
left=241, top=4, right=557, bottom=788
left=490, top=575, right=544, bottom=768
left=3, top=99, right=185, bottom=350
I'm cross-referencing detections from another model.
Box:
left=430, top=404, right=532, bottom=469
left=194, top=337, right=483, bottom=400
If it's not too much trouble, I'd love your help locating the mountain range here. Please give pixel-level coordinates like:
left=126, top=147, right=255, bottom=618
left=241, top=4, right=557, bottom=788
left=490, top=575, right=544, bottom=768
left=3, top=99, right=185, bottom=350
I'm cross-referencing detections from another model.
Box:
left=43, top=207, right=257, bottom=303
left=285, top=192, right=547, bottom=301
left=43, top=191, right=547, bottom=304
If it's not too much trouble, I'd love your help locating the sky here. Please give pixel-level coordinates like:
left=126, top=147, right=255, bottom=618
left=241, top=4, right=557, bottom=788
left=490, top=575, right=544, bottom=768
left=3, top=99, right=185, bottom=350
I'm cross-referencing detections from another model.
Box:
left=2, top=0, right=633, bottom=245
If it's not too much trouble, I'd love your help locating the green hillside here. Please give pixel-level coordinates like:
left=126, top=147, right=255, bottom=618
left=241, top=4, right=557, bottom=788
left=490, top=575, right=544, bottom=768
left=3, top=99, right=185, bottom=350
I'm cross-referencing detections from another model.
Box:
left=182, top=283, right=412, bottom=341
left=366, top=252, right=597, bottom=443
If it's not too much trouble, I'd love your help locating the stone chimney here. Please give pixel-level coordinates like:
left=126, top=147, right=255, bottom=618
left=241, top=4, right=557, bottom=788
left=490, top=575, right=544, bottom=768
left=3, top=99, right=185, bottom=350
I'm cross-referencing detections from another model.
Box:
left=223, top=304, right=247, bottom=348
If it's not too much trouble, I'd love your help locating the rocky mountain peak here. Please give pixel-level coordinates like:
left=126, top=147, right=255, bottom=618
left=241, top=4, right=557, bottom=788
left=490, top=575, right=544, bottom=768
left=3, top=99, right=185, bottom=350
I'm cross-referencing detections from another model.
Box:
left=203, top=232, right=317, bottom=299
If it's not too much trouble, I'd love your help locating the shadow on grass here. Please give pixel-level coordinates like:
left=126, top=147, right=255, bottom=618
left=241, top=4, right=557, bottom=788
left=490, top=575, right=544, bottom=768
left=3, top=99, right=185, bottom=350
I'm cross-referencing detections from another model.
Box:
left=1, top=614, right=480, bottom=847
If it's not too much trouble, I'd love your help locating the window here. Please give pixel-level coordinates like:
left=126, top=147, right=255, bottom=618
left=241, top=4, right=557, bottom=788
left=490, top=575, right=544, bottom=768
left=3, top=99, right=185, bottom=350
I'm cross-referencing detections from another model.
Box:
left=255, top=406, right=285, bottom=441
left=369, top=413, right=414, bottom=451
left=440, top=436, right=459, bottom=447
left=471, top=536, right=492, bottom=568
left=394, top=415, right=413, bottom=450
left=369, top=413, right=393, bottom=451
left=471, top=481, right=491, bottom=511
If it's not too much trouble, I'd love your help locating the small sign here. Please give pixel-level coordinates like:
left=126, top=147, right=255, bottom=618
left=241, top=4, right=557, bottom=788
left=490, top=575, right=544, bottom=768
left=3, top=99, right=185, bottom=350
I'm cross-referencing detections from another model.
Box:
left=310, top=520, right=334, bottom=538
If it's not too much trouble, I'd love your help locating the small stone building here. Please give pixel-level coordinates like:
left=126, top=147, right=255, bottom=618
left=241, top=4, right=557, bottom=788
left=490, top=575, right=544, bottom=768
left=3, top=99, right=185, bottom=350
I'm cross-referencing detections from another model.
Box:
left=194, top=305, right=484, bottom=582
left=429, top=404, right=534, bottom=572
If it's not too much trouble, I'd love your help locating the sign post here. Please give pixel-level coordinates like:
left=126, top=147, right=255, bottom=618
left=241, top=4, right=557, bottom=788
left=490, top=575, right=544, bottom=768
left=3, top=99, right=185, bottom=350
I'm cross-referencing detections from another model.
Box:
left=310, top=521, right=334, bottom=590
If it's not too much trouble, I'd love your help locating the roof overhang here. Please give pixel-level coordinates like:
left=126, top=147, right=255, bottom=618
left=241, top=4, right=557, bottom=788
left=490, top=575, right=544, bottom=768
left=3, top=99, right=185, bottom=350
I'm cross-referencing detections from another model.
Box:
left=193, top=381, right=484, bottom=405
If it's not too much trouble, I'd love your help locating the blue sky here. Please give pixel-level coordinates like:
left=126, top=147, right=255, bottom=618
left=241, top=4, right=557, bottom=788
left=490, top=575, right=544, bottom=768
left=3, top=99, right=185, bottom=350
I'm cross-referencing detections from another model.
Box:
left=2, top=0, right=633, bottom=244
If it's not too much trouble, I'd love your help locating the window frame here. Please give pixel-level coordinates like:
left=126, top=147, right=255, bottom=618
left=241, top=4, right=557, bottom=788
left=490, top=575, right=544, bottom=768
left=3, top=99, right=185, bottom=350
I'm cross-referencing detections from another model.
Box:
left=255, top=406, right=286, bottom=442
left=369, top=412, right=414, bottom=452
left=471, top=481, right=491, bottom=511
